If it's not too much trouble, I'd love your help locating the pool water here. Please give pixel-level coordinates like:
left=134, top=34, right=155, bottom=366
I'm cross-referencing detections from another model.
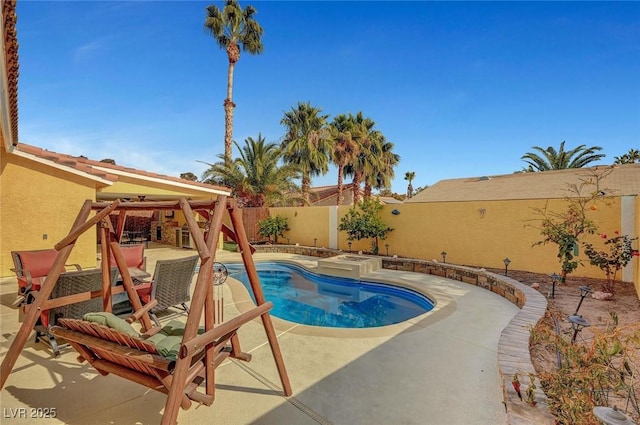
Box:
left=226, top=262, right=434, bottom=328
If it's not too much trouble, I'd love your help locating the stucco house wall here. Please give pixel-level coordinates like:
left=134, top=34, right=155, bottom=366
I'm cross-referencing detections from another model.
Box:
left=0, top=153, right=97, bottom=275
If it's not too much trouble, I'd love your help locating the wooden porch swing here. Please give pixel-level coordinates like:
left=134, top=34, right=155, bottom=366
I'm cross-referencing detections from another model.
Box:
left=0, top=196, right=292, bottom=425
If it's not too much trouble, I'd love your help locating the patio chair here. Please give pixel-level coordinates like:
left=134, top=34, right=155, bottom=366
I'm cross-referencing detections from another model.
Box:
left=35, top=268, right=104, bottom=356
left=135, top=256, right=199, bottom=327
left=108, top=243, right=147, bottom=277
left=11, top=249, right=82, bottom=306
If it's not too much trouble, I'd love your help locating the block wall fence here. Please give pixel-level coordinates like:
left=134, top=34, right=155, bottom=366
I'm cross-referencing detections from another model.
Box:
left=267, top=195, right=639, bottom=295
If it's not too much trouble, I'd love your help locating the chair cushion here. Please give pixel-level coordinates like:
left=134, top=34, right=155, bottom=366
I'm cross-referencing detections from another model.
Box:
left=83, top=312, right=140, bottom=338
left=144, top=320, right=205, bottom=360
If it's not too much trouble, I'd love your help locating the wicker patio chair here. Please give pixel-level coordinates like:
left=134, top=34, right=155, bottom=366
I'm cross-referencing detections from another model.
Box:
left=136, top=256, right=199, bottom=327
left=37, top=268, right=104, bottom=356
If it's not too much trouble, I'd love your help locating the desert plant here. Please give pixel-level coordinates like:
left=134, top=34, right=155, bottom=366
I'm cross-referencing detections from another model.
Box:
left=257, top=215, right=289, bottom=244
left=583, top=232, right=639, bottom=294
left=531, top=313, right=640, bottom=424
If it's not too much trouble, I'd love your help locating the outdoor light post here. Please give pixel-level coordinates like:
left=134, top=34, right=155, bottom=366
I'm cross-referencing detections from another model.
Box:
left=549, top=273, right=560, bottom=298
left=574, top=286, right=593, bottom=315
left=569, top=315, right=591, bottom=344
left=314, top=238, right=317, bottom=247
left=385, top=244, right=390, bottom=256
left=348, top=241, right=352, bottom=252
left=441, top=251, right=447, bottom=263
left=593, top=406, right=637, bottom=425
left=503, top=258, right=511, bottom=276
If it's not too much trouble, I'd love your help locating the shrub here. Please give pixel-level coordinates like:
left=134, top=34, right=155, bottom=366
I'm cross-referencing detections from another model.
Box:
left=258, top=215, right=290, bottom=244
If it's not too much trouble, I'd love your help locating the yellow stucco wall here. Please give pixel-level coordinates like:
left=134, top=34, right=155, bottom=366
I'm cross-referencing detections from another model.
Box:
left=1, top=154, right=97, bottom=276
left=269, top=206, right=330, bottom=247
left=266, top=196, right=630, bottom=281
left=635, top=196, right=640, bottom=295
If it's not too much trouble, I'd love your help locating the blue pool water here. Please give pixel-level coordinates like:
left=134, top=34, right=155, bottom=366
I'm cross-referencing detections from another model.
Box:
left=226, top=262, right=434, bottom=328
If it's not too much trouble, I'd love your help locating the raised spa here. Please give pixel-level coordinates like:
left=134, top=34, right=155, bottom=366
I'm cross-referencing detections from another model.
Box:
left=227, top=262, right=433, bottom=328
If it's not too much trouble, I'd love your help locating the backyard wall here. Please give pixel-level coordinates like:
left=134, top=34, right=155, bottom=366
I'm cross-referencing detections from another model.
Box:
left=0, top=153, right=98, bottom=276
left=258, top=195, right=638, bottom=284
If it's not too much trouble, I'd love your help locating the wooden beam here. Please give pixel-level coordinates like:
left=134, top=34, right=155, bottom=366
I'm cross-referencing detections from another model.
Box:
left=228, top=203, right=292, bottom=396
left=55, top=200, right=119, bottom=250
left=179, top=198, right=210, bottom=261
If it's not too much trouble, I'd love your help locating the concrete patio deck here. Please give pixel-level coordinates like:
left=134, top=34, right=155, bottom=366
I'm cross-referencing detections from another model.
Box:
left=0, top=246, right=519, bottom=425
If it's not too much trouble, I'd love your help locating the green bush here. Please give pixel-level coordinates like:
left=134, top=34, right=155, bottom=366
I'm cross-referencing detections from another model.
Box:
left=258, top=215, right=290, bottom=244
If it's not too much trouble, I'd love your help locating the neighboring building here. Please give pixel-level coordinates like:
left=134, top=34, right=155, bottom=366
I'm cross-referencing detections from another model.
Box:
left=309, top=184, right=403, bottom=206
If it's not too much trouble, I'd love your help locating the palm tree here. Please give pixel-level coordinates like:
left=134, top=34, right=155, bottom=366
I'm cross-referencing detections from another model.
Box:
left=330, top=114, right=359, bottom=206
left=364, top=135, right=399, bottom=197
left=201, top=134, right=303, bottom=207
left=614, top=149, right=640, bottom=164
left=521, top=141, right=605, bottom=171
left=280, top=102, right=332, bottom=203
left=404, top=171, right=415, bottom=198
left=343, top=112, right=378, bottom=203
left=204, top=0, right=264, bottom=163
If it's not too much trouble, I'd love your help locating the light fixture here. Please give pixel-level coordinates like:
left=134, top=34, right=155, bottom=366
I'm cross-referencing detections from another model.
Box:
left=549, top=273, right=560, bottom=298
left=569, top=315, right=591, bottom=344
left=574, top=286, right=593, bottom=315
left=385, top=244, right=390, bottom=256
left=348, top=241, right=352, bottom=252
left=592, top=406, right=636, bottom=425
left=441, top=251, right=447, bottom=263
left=391, top=209, right=400, bottom=215
left=314, top=238, right=317, bottom=247
left=503, top=258, right=511, bottom=276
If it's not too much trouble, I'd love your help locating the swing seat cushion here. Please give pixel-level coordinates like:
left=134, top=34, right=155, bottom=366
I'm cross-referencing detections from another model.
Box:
left=82, top=314, right=203, bottom=360
left=83, top=312, right=139, bottom=337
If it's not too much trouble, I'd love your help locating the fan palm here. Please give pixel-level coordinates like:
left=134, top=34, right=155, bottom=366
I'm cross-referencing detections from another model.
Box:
left=204, top=0, right=264, bottom=163
left=404, top=171, right=416, bottom=198
left=614, top=149, right=640, bottom=164
left=201, top=134, right=303, bottom=207
left=330, top=114, right=359, bottom=206
left=343, top=112, right=381, bottom=202
left=364, top=135, right=399, bottom=197
left=280, top=102, right=332, bottom=203
left=521, top=141, right=605, bottom=171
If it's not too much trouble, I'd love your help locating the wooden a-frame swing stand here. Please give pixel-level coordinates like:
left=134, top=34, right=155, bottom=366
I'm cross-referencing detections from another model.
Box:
left=0, top=196, right=292, bottom=425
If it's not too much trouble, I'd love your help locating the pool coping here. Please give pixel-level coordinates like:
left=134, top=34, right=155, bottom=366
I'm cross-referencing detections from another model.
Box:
left=253, top=246, right=556, bottom=425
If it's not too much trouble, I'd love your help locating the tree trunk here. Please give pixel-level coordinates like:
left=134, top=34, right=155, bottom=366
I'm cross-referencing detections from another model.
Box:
left=336, top=167, right=344, bottom=206
left=352, top=172, right=361, bottom=203
left=302, top=174, right=311, bottom=204
left=364, top=183, right=372, bottom=199
left=407, top=182, right=413, bottom=198
left=223, top=43, right=240, bottom=164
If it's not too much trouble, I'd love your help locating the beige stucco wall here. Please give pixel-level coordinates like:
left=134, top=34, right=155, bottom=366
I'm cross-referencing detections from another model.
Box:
left=269, top=206, right=331, bottom=247
left=1, top=154, right=98, bottom=276
left=265, top=196, right=635, bottom=283
left=635, top=196, right=640, bottom=295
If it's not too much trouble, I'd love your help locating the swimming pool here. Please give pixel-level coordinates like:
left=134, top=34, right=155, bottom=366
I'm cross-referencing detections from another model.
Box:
left=226, top=262, right=434, bottom=328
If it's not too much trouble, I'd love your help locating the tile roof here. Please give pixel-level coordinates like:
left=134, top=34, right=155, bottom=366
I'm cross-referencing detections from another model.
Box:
left=2, top=0, right=19, bottom=148
left=13, top=143, right=231, bottom=195
left=406, top=164, right=640, bottom=203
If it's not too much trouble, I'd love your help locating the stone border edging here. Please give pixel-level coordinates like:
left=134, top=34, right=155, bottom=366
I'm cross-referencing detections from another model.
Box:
left=253, top=245, right=556, bottom=424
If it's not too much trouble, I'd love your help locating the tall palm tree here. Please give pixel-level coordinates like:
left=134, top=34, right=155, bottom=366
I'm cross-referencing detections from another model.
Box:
left=204, top=0, right=264, bottom=163
left=343, top=112, right=378, bottom=203
left=280, top=102, right=332, bottom=203
left=404, top=171, right=416, bottom=198
left=521, top=141, right=605, bottom=171
left=330, top=114, right=359, bottom=206
left=614, top=149, right=640, bottom=164
left=364, top=135, right=399, bottom=197
left=201, top=134, right=303, bottom=207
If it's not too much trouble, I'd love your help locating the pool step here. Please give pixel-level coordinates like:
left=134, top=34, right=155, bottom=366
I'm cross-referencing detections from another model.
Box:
left=317, top=255, right=382, bottom=279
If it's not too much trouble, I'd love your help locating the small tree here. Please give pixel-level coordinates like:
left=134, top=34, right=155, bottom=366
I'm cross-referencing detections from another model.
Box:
left=339, top=198, right=393, bottom=255
left=258, top=215, right=289, bottom=244
left=584, top=232, right=639, bottom=294
left=529, top=169, right=611, bottom=283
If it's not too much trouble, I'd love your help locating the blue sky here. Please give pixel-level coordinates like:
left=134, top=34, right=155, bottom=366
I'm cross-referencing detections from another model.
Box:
left=16, top=1, right=639, bottom=193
